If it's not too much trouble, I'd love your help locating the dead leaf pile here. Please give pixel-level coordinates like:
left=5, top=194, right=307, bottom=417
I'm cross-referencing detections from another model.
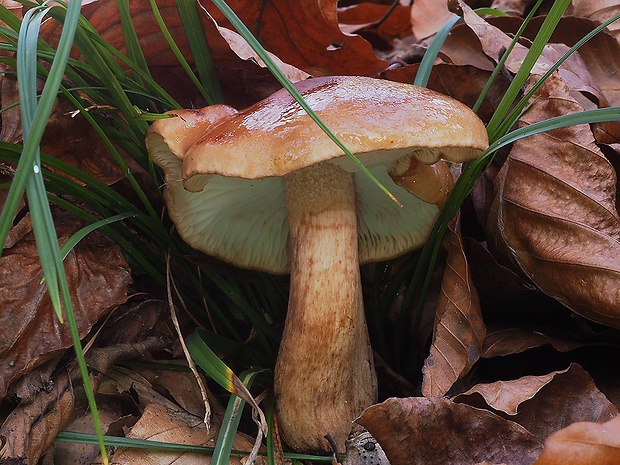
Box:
left=2, top=0, right=620, bottom=464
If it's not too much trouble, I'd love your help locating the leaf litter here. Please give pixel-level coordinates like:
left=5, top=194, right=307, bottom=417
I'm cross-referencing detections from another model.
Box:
left=2, top=0, right=620, bottom=464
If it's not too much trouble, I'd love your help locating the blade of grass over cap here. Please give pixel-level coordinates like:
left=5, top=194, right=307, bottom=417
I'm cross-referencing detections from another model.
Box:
left=205, top=0, right=402, bottom=206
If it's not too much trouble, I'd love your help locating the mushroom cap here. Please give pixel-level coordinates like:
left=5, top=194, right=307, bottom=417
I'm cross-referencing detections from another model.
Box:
left=146, top=76, right=488, bottom=273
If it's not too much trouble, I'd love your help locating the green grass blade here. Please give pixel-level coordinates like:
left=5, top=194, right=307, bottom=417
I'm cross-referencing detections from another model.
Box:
left=59, top=212, right=136, bottom=261
left=148, top=0, right=214, bottom=104
left=211, top=370, right=258, bottom=465
left=472, top=0, right=545, bottom=113
left=485, top=0, right=572, bottom=139
left=55, top=431, right=333, bottom=461
left=414, top=15, right=460, bottom=88
left=116, top=0, right=151, bottom=84
left=186, top=329, right=252, bottom=394
left=207, top=0, right=401, bottom=205
left=176, top=0, right=224, bottom=103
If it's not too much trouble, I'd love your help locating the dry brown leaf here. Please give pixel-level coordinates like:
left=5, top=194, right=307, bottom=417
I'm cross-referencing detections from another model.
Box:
left=481, top=327, right=588, bottom=358
left=357, top=396, right=543, bottom=465
left=109, top=403, right=265, bottom=465
left=204, top=22, right=309, bottom=83
left=421, top=216, right=486, bottom=397
left=532, top=414, right=620, bottom=465
left=40, top=101, right=148, bottom=186
left=454, top=364, right=618, bottom=439
left=210, top=0, right=388, bottom=76
left=487, top=73, right=620, bottom=328
left=44, top=390, right=135, bottom=465
left=0, top=212, right=131, bottom=397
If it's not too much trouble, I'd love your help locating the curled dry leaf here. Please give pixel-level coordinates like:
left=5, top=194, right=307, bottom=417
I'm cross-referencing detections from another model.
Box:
left=532, top=414, right=620, bottom=465
left=487, top=73, right=620, bottom=328
left=357, top=397, right=542, bottom=465
left=421, top=215, right=486, bottom=397
left=453, top=363, right=618, bottom=439
left=0, top=212, right=131, bottom=397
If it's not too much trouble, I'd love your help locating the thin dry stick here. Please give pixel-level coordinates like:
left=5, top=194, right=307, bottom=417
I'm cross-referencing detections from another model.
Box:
left=165, top=251, right=212, bottom=430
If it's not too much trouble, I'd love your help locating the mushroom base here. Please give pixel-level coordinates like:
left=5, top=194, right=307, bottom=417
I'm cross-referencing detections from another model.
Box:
left=275, top=162, right=378, bottom=453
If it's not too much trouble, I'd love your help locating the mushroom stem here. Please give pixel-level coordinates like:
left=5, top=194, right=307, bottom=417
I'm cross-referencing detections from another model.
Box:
left=275, top=162, right=378, bottom=453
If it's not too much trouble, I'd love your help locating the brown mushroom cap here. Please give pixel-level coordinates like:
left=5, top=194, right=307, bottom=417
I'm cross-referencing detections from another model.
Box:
left=146, top=76, right=488, bottom=273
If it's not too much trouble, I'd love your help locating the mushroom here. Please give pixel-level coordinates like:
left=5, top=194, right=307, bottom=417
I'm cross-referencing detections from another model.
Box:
left=145, top=76, right=488, bottom=453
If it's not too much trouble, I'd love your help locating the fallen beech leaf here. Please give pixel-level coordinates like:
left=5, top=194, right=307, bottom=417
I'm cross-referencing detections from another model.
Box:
left=532, top=415, right=620, bottom=465
left=488, top=73, right=620, bottom=328
left=454, top=364, right=618, bottom=439
left=109, top=403, right=265, bottom=464
left=421, top=216, right=486, bottom=397
left=0, top=211, right=131, bottom=397
left=357, top=397, right=543, bottom=465
left=45, top=374, right=140, bottom=465
left=484, top=15, right=620, bottom=142
left=211, top=0, right=388, bottom=76
left=0, top=67, right=22, bottom=144
left=481, top=327, right=588, bottom=358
